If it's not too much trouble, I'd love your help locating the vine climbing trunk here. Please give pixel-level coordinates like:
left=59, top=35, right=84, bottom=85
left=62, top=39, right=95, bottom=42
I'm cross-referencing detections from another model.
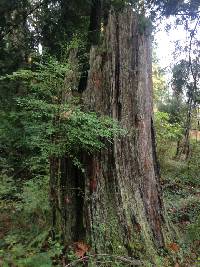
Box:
left=82, top=8, right=171, bottom=262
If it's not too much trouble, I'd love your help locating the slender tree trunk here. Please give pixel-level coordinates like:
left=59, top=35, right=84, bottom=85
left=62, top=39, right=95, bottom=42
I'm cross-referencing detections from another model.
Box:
left=182, top=97, right=193, bottom=159
left=176, top=97, right=193, bottom=160
left=175, top=138, right=181, bottom=158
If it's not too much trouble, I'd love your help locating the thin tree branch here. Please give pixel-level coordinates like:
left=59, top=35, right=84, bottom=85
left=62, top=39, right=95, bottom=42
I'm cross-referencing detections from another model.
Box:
left=65, top=254, right=143, bottom=267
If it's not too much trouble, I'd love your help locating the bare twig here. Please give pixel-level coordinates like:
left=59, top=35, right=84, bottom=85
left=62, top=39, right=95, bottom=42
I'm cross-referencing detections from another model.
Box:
left=65, top=253, right=143, bottom=267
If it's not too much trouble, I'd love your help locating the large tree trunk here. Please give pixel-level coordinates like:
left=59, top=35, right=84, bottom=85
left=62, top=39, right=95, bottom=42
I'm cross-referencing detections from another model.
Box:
left=52, top=7, right=173, bottom=265
left=82, top=8, right=171, bottom=261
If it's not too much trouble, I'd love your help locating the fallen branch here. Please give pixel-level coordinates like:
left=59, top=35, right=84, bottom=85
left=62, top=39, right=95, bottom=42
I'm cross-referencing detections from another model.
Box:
left=65, top=253, right=143, bottom=266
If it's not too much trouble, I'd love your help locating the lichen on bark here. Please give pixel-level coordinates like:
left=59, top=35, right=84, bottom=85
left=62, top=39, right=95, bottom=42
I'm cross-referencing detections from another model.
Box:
left=82, top=7, right=172, bottom=263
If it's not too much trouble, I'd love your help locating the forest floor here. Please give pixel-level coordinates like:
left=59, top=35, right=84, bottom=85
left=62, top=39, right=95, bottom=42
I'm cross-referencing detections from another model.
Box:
left=162, top=158, right=200, bottom=267
left=0, top=155, right=200, bottom=266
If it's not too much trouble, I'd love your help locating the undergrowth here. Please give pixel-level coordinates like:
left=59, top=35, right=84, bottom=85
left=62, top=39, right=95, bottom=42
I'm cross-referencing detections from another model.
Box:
left=160, top=141, right=200, bottom=266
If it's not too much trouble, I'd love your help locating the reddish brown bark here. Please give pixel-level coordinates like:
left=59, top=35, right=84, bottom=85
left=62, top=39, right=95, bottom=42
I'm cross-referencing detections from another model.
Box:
left=52, top=7, right=172, bottom=263
left=83, top=8, right=170, bottom=258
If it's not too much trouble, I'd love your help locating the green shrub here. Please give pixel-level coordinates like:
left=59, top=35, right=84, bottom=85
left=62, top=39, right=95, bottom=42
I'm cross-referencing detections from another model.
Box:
left=154, top=111, right=182, bottom=160
left=1, top=56, right=125, bottom=170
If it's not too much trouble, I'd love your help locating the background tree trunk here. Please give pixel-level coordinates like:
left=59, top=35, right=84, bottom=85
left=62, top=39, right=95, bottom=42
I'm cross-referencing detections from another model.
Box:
left=82, top=8, right=171, bottom=261
left=176, top=97, right=193, bottom=160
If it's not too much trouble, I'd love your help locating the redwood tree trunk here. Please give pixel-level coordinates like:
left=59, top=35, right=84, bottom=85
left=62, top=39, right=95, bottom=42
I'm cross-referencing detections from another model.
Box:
left=53, top=7, right=172, bottom=265
left=83, top=8, right=171, bottom=261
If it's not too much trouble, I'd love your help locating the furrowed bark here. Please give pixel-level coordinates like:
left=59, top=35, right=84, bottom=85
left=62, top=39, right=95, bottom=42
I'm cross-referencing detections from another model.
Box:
left=83, top=8, right=171, bottom=261
left=52, top=7, right=173, bottom=265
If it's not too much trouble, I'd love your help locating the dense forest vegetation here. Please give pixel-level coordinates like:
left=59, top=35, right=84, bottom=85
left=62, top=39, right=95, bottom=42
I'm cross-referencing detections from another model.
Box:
left=0, top=0, right=199, bottom=266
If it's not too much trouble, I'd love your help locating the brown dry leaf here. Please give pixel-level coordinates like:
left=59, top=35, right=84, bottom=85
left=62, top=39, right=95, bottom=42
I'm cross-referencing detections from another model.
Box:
left=167, top=242, right=180, bottom=252
left=64, top=196, right=71, bottom=204
left=74, top=241, right=90, bottom=258
left=60, top=110, right=72, bottom=119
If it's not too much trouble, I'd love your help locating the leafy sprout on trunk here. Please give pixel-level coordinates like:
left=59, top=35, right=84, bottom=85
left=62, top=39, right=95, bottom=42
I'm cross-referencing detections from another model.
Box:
left=0, top=56, right=125, bottom=170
